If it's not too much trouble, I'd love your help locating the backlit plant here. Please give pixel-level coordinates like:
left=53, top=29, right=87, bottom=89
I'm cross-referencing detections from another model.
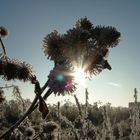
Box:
left=0, top=17, right=120, bottom=139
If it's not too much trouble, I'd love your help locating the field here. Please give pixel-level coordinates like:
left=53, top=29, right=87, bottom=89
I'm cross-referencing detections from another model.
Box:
left=0, top=89, right=140, bottom=140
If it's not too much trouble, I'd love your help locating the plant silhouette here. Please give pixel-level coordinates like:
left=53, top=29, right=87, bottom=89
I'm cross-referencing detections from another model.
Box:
left=0, top=17, right=120, bottom=139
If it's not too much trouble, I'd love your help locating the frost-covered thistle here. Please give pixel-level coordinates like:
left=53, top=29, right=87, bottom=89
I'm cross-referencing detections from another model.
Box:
left=0, top=58, right=33, bottom=81
left=56, top=101, right=79, bottom=140
left=43, top=30, right=66, bottom=63
left=0, top=17, right=121, bottom=139
left=74, top=93, right=88, bottom=139
left=38, top=121, right=59, bottom=140
left=0, top=27, right=33, bottom=82
left=74, top=91, right=99, bottom=140
left=43, top=17, right=120, bottom=98
left=117, top=122, right=124, bottom=140
left=24, top=127, right=35, bottom=139
left=48, top=65, right=77, bottom=95
left=9, top=129, right=23, bottom=140
left=129, top=104, right=140, bottom=139
left=129, top=88, right=140, bottom=140
left=0, top=26, right=8, bottom=57
left=101, top=106, right=114, bottom=140
left=0, top=26, right=8, bottom=38
left=42, top=121, right=58, bottom=134
left=43, top=17, right=120, bottom=78
left=61, top=115, right=79, bottom=140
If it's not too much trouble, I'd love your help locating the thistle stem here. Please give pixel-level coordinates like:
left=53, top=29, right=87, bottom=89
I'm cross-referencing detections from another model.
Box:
left=29, top=88, right=53, bottom=114
left=0, top=85, right=15, bottom=89
left=0, top=38, right=7, bottom=56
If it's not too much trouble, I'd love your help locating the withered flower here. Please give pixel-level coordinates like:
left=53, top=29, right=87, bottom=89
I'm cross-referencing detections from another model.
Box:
left=48, top=66, right=76, bottom=95
left=1, top=58, right=32, bottom=82
left=0, top=26, right=8, bottom=38
left=91, top=26, right=120, bottom=48
left=43, top=17, right=121, bottom=78
left=42, top=121, right=58, bottom=133
left=43, top=30, right=66, bottom=62
left=24, top=127, right=35, bottom=138
left=3, top=59, right=19, bottom=80
left=17, top=62, right=32, bottom=81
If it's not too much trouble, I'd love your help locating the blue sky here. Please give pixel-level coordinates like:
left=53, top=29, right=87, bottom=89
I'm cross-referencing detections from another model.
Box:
left=0, top=0, right=140, bottom=107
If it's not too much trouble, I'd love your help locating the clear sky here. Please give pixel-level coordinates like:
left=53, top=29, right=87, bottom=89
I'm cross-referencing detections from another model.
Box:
left=0, top=0, right=140, bottom=107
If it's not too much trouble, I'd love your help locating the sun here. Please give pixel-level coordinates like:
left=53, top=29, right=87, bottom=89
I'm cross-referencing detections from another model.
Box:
left=74, top=68, right=86, bottom=85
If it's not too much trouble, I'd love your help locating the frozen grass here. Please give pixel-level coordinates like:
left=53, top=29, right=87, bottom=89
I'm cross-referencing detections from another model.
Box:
left=0, top=89, right=140, bottom=140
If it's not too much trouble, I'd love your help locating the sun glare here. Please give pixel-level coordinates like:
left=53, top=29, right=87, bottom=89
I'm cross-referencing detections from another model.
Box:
left=74, top=68, right=86, bottom=85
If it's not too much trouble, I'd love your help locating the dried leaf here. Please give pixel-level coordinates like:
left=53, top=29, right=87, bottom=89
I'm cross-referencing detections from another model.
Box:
left=39, top=97, right=49, bottom=119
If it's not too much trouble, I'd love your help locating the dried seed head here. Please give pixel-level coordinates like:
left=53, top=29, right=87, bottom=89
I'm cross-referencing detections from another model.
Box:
left=48, top=66, right=77, bottom=95
left=1, top=58, right=33, bottom=82
left=24, top=127, right=35, bottom=138
left=42, top=121, right=58, bottom=133
left=0, top=26, right=9, bottom=38
left=43, top=17, right=121, bottom=78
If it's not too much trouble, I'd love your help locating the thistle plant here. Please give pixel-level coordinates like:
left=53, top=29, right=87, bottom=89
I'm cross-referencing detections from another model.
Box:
left=43, top=17, right=120, bottom=78
left=101, top=106, right=114, bottom=140
left=0, top=17, right=120, bottom=139
left=9, top=129, right=23, bottom=140
left=0, top=88, right=5, bottom=104
left=57, top=101, right=62, bottom=140
left=24, top=127, right=35, bottom=139
left=129, top=88, right=140, bottom=140
left=0, top=26, right=8, bottom=57
left=74, top=89, right=99, bottom=140
left=31, top=121, right=58, bottom=140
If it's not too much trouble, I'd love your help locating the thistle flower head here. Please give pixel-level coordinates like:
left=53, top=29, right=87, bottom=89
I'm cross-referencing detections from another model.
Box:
left=61, top=29, right=90, bottom=65
left=48, top=65, right=76, bottom=95
left=42, top=121, right=58, bottom=133
left=17, top=62, right=33, bottom=81
left=91, top=26, right=120, bottom=48
left=43, top=30, right=66, bottom=62
left=43, top=17, right=121, bottom=78
left=0, top=26, right=8, bottom=38
left=24, top=127, right=35, bottom=138
left=0, top=58, right=33, bottom=81
left=9, top=131, right=23, bottom=140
